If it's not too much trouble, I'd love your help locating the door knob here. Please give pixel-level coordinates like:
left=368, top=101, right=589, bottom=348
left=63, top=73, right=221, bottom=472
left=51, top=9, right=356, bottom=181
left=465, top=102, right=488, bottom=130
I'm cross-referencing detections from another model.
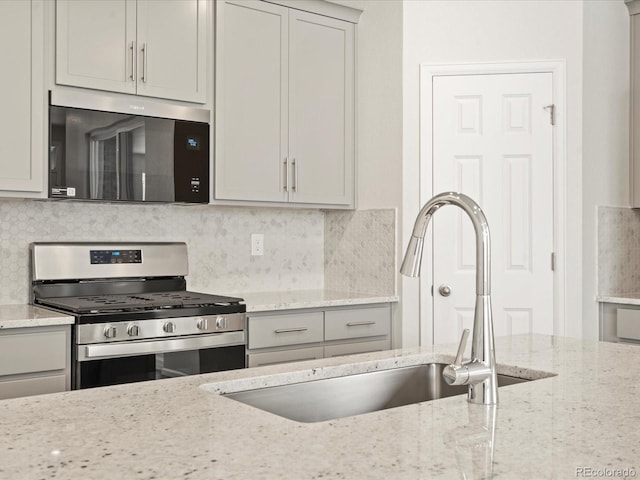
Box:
left=438, top=284, right=452, bottom=297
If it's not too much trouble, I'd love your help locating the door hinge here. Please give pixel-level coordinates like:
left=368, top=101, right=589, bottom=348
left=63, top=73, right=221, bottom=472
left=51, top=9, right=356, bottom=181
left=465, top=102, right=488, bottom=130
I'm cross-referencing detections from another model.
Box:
left=551, top=252, right=556, bottom=271
left=543, top=104, right=556, bottom=126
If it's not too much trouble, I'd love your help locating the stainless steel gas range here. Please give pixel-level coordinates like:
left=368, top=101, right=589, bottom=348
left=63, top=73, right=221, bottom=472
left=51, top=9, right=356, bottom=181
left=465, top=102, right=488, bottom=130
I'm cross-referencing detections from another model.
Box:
left=30, top=242, right=246, bottom=389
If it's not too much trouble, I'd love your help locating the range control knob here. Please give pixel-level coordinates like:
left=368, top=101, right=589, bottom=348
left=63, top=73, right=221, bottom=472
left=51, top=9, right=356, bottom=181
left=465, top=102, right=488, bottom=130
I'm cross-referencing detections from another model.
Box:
left=163, top=321, right=176, bottom=334
left=103, top=326, right=117, bottom=339
left=196, top=317, right=208, bottom=330
left=216, top=316, right=228, bottom=329
left=127, top=324, right=140, bottom=337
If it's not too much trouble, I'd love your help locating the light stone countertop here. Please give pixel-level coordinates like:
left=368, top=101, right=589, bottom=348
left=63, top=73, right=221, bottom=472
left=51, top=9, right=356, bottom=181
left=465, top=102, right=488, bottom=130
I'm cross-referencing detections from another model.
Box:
left=223, top=289, right=399, bottom=312
left=0, top=334, right=638, bottom=479
left=0, top=290, right=397, bottom=330
left=0, top=304, right=74, bottom=330
left=597, top=294, right=640, bottom=306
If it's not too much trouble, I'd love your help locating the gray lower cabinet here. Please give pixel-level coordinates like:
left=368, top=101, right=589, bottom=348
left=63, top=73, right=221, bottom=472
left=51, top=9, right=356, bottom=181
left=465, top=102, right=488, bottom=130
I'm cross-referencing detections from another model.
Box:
left=323, top=339, right=390, bottom=358
left=248, top=311, right=324, bottom=350
left=247, top=346, right=324, bottom=368
left=600, top=302, right=640, bottom=345
left=247, top=304, right=392, bottom=367
left=0, top=325, right=71, bottom=400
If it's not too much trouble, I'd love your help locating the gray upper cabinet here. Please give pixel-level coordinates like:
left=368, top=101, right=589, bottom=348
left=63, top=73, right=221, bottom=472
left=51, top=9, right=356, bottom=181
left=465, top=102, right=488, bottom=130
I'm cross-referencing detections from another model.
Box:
left=0, top=0, right=45, bottom=195
left=215, top=1, right=289, bottom=203
left=287, top=9, right=354, bottom=205
left=628, top=0, right=640, bottom=207
left=214, top=0, right=358, bottom=208
left=56, top=0, right=208, bottom=103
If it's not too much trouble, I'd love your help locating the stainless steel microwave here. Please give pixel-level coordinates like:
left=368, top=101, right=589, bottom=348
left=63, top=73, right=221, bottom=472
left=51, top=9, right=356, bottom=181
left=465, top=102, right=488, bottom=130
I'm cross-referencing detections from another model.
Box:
left=48, top=91, right=210, bottom=203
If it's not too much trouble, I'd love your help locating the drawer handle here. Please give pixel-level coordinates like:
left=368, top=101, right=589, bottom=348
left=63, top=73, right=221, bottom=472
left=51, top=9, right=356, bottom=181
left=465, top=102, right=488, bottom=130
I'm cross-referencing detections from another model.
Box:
left=274, top=327, right=309, bottom=334
left=346, top=321, right=376, bottom=327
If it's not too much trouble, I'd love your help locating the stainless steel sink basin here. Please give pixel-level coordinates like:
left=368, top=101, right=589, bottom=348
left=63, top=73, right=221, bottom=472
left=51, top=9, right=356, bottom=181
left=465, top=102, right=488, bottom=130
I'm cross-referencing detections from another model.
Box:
left=223, top=363, right=532, bottom=423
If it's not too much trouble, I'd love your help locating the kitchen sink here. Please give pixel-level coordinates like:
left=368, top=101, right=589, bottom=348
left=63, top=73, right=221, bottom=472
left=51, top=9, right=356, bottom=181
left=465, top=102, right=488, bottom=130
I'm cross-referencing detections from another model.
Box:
left=222, top=363, right=535, bottom=423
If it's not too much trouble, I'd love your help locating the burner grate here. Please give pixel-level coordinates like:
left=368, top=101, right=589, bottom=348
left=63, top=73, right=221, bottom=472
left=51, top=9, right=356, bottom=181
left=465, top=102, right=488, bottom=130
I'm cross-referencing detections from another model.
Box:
left=37, top=291, right=244, bottom=314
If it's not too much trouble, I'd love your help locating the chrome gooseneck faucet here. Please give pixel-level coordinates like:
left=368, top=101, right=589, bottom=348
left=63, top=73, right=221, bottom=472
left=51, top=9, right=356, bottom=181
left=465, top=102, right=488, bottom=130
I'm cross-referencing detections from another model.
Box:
left=401, top=192, right=498, bottom=405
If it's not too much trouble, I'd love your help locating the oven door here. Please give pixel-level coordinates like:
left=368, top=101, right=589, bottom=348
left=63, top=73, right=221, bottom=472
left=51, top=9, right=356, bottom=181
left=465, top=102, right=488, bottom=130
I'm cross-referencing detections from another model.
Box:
left=75, top=332, right=245, bottom=389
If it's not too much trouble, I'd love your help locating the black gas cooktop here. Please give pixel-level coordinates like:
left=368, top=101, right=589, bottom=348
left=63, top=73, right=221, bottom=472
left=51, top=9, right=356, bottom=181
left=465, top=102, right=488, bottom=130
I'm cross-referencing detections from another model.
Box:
left=36, top=291, right=244, bottom=314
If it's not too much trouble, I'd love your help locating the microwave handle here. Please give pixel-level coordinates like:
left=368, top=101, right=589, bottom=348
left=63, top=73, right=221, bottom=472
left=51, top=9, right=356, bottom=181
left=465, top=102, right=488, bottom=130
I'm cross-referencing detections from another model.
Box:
left=79, top=331, right=245, bottom=361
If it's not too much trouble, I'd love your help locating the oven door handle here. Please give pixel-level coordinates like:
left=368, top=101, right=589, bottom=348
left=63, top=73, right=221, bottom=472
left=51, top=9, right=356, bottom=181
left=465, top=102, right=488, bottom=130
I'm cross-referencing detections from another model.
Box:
left=79, top=332, right=245, bottom=361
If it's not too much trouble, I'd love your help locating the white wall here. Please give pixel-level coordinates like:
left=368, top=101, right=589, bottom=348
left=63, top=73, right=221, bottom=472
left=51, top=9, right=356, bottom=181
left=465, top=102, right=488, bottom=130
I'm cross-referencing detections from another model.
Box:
left=402, top=0, right=587, bottom=346
left=582, top=1, right=630, bottom=339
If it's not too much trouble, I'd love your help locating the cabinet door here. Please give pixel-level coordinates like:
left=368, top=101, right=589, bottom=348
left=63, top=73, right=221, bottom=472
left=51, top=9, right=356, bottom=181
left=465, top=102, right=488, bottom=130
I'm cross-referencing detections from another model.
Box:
left=0, top=374, right=68, bottom=401
left=0, top=325, right=70, bottom=399
left=56, top=0, right=137, bottom=94
left=136, top=0, right=207, bottom=103
left=631, top=13, right=640, bottom=207
left=288, top=11, right=354, bottom=206
left=215, top=0, right=289, bottom=202
left=616, top=308, right=640, bottom=342
left=247, top=346, right=324, bottom=368
left=324, top=305, right=391, bottom=341
left=248, top=312, right=324, bottom=349
left=324, top=339, right=391, bottom=359
left=0, top=0, right=45, bottom=193
left=0, top=330, right=67, bottom=376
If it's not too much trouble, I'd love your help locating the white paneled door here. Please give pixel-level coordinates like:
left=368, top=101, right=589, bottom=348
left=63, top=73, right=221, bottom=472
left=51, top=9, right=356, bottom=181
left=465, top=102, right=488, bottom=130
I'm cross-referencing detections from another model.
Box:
left=431, top=72, right=554, bottom=344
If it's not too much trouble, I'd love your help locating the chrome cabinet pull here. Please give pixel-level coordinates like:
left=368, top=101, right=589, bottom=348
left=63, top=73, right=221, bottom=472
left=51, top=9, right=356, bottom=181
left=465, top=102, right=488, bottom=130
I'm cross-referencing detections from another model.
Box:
left=346, top=321, right=376, bottom=327
left=274, top=327, right=308, bottom=334
left=141, top=43, right=148, bottom=82
left=129, top=41, right=135, bottom=81
left=291, top=158, right=297, bottom=192
left=283, top=157, right=288, bottom=192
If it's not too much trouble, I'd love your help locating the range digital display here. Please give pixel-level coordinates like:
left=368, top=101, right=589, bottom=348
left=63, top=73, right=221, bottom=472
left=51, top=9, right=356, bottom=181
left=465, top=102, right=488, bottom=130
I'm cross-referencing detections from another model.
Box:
left=90, top=250, right=142, bottom=265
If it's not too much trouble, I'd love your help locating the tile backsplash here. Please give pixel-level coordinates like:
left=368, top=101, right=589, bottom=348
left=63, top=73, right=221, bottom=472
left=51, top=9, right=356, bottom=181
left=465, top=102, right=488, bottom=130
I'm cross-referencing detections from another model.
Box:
left=0, top=199, right=396, bottom=304
left=598, top=206, right=640, bottom=296
left=324, top=209, right=396, bottom=295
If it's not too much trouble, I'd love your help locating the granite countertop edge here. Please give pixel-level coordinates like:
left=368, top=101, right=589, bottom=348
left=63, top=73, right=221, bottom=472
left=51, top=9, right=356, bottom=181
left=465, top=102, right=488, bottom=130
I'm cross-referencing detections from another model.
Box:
left=1, top=334, right=639, bottom=479
left=597, top=294, right=640, bottom=305
left=0, top=304, right=74, bottom=329
left=226, top=289, right=399, bottom=313
left=0, top=290, right=398, bottom=329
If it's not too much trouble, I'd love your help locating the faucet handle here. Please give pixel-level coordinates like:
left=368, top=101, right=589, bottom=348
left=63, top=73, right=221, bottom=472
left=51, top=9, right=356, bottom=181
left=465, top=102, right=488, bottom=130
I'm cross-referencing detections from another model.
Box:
left=453, top=329, right=470, bottom=366
left=443, top=329, right=471, bottom=386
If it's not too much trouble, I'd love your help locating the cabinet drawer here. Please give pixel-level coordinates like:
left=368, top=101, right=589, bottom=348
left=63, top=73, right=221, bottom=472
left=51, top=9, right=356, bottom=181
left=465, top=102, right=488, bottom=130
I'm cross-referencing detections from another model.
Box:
left=324, top=339, right=391, bottom=358
left=248, top=312, right=324, bottom=349
left=248, top=346, right=324, bottom=368
left=325, top=306, right=390, bottom=341
left=0, top=330, right=67, bottom=376
left=617, top=308, right=640, bottom=341
left=0, top=373, right=67, bottom=400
